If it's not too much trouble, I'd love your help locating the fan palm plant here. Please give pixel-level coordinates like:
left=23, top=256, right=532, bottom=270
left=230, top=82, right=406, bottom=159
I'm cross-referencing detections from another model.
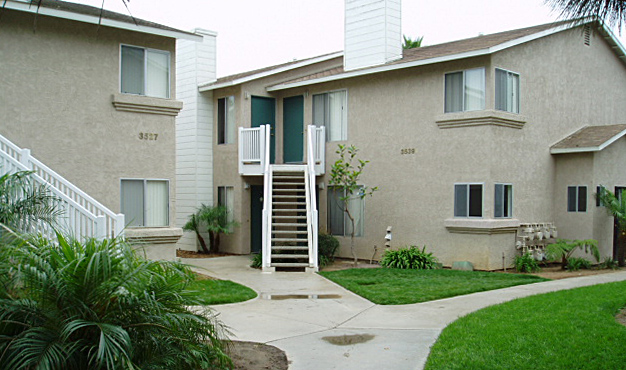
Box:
left=0, top=170, right=60, bottom=233
left=546, top=0, right=626, bottom=28
left=597, top=187, right=626, bottom=266
left=402, top=35, right=424, bottom=49
left=0, top=231, right=232, bottom=370
left=183, top=204, right=237, bottom=254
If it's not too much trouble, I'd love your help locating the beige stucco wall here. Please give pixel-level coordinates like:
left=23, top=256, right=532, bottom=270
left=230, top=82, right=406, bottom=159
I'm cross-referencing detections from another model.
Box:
left=0, top=10, right=180, bottom=235
left=209, top=26, right=626, bottom=269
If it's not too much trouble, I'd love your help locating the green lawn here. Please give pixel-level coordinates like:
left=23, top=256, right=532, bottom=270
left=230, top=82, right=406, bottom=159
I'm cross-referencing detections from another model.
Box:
left=188, top=279, right=257, bottom=305
left=318, top=268, right=548, bottom=305
left=425, top=281, right=626, bottom=370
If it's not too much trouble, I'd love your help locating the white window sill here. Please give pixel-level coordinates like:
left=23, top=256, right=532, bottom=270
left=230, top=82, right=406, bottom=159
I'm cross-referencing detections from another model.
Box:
left=436, top=109, right=526, bottom=129
left=124, top=227, right=183, bottom=244
left=444, top=218, right=521, bottom=234
left=112, top=93, right=183, bottom=116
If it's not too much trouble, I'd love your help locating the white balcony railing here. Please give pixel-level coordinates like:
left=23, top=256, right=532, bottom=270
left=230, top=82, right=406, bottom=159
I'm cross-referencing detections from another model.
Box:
left=239, top=125, right=269, bottom=175
left=0, top=133, right=124, bottom=240
left=309, top=125, right=325, bottom=175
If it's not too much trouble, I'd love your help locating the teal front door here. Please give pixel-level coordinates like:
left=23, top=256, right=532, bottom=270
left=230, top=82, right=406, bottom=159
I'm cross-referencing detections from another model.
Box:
left=283, top=95, right=304, bottom=163
left=251, top=96, right=276, bottom=164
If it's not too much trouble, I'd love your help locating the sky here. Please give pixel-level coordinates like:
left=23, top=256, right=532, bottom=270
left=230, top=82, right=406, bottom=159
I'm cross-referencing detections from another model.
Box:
left=75, top=0, right=626, bottom=78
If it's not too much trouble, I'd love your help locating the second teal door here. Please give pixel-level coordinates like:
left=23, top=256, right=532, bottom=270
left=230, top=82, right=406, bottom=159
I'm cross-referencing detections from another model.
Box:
left=283, top=95, right=304, bottom=163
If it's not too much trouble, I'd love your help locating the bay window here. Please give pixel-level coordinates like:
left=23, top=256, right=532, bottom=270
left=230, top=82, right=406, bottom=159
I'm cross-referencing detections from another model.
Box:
left=444, top=68, right=485, bottom=113
left=495, top=68, right=520, bottom=113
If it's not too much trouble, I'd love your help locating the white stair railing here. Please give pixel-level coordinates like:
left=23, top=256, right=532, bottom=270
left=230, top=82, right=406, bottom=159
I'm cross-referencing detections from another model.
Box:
left=260, top=125, right=273, bottom=271
left=0, top=133, right=124, bottom=240
left=310, top=126, right=325, bottom=175
left=306, top=125, right=319, bottom=269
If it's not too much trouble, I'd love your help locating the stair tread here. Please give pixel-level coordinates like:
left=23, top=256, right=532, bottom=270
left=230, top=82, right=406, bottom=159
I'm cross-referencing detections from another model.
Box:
left=271, top=246, right=308, bottom=250
left=273, top=223, right=308, bottom=227
left=272, top=238, right=308, bottom=242
left=270, top=263, right=311, bottom=267
left=271, top=254, right=309, bottom=259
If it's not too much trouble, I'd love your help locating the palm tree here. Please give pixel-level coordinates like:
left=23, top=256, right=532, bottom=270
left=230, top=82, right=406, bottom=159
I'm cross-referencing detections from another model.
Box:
left=183, top=204, right=237, bottom=254
left=597, top=187, right=626, bottom=266
left=403, top=35, right=424, bottom=49
left=0, top=170, right=60, bottom=233
left=0, top=232, right=232, bottom=369
left=546, top=0, right=626, bottom=28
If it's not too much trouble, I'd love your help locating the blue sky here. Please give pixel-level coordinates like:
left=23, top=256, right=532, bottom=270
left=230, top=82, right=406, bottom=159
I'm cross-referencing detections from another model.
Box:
left=78, top=0, right=625, bottom=77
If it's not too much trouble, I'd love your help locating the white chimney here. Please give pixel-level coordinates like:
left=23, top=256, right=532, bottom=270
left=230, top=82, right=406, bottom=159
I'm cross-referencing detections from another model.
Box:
left=344, top=0, right=402, bottom=71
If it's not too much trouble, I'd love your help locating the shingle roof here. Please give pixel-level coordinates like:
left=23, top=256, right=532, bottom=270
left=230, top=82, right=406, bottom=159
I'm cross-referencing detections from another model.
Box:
left=5, top=0, right=198, bottom=38
left=551, top=124, right=626, bottom=154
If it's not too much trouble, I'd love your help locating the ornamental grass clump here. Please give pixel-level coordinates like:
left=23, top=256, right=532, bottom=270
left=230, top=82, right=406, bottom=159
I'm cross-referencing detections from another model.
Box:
left=0, top=230, right=231, bottom=370
left=380, top=245, right=439, bottom=270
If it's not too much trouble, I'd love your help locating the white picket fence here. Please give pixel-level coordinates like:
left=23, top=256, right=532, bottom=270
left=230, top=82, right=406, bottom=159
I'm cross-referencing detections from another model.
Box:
left=0, top=133, right=124, bottom=240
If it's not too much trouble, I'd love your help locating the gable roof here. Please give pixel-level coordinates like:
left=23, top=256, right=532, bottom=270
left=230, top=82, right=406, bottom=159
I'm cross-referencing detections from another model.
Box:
left=2, top=0, right=202, bottom=41
left=551, top=124, right=626, bottom=154
left=267, top=19, right=626, bottom=91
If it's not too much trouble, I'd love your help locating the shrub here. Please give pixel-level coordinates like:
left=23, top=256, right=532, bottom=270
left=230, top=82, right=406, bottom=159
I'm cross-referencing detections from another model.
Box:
left=600, top=256, right=620, bottom=270
left=0, top=232, right=231, bottom=370
left=250, top=252, right=262, bottom=268
left=318, top=232, right=340, bottom=267
left=514, top=253, right=541, bottom=273
left=567, top=257, right=592, bottom=271
left=380, top=245, right=439, bottom=270
left=546, top=239, right=599, bottom=269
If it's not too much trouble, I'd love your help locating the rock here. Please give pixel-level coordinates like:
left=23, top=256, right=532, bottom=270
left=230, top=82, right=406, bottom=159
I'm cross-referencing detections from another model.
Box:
left=452, top=261, right=474, bottom=271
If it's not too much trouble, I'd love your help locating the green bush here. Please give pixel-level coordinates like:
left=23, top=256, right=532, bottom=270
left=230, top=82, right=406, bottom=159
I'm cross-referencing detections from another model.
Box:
left=250, top=252, right=262, bottom=268
left=567, top=257, right=592, bottom=271
left=514, top=253, right=541, bottom=273
left=600, top=256, right=620, bottom=270
left=0, top=232, right=231, bottom=370
left=318, top=232, right=340, bottom=267
left=380, top=245, right=439, bottom=270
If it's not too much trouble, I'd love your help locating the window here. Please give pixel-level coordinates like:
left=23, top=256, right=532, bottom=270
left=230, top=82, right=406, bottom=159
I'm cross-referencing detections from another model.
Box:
left=121, top=179, right=169, bottom=227
left=596, top=185, right=606, bottom=207
left=327, top=187, right=363, bottom=237
left=444, top=68, right=485, bottom=113
left=218, top=186, right=234, bottom=231
left=121, top=45, right=170, bottom=99
left=495, top=69, right=520, bottom=113
left=454, top=184, right=483, bottom=217
left=494, top=183, right=513, bottom=218
left=568, top=186, right=587, bottom=212
left=313, top=90, right=347, bottom=141
left=218, top=97, right=236, bottom=144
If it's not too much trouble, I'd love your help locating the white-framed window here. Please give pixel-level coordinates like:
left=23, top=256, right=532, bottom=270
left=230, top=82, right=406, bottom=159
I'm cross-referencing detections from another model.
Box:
left=217, top=96, right=236, bottom=144
left=120, top=45, right=170, bottom=99
left=596, top=185, right=606, bottom=207
left=444, top=68, right=485, bottom=113
left=495, top=68, right=520, bottom=113
left=494, top=183, right=513, bottom=218
left=120, top=179, right=169, bottom=227
left=313, top=90, right=347, bottom=141
left=327, top=186, right=363, bottom=237
left=217, top=186, right=234, bottom=231
left=568, top=186, right=587, bottom=212
left=454, top=183, right=483, bottom=218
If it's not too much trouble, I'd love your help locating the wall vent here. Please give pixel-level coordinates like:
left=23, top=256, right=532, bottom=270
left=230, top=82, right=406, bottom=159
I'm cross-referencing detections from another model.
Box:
left=584, top=25, right=591, bottom=46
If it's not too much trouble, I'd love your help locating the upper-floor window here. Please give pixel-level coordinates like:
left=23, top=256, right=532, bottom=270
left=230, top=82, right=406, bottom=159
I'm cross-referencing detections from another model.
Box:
left=444, top=68, right=485, bottom=113
left=495, top=68, right=520, bottom=113
left=454, top=183, right=483, bottom=218
left=313, top=90, right=347, bottom=141
left=121, top=179, right=169, bottom=227
left=568, top=186, right=587, bottom=212
left=120, top=45, right=170, bottom=99
left=218, top=96, right=236, bottom=144
left=494, top=183, right=513, bottom=218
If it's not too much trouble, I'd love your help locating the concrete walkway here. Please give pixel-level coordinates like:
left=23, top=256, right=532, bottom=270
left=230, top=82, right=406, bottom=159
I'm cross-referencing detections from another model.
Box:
left=184, top=256, right=626, bottom=370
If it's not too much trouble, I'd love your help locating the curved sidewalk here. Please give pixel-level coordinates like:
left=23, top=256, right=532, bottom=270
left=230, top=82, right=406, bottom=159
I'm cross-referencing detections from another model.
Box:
left=185, top=256, right=626, bottom=370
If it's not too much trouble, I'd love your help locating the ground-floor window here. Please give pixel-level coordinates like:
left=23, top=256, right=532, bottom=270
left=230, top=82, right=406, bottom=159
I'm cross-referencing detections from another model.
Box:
left=121, top=179, right=169, bottom=227
left=327, top=187, right=363, bottom=237
left=454, top=183, right=483, bottom=217
left=568, top=186, right=587, bottom=212
left=494, top=183, right=513, bottom=218
left=218, top=186, right=235, bottom=231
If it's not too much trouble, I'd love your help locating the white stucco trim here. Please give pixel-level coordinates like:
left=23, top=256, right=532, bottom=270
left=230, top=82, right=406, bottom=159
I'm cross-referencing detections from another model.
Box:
left=4, top=0, right=202, bottom=41
left=550, top=127, right=626, bottom=154
left=444, top=218, right=521, bottom=234
left=268, top=22, right=626, bottom=91
left=199, top=52, right=344, bottom=92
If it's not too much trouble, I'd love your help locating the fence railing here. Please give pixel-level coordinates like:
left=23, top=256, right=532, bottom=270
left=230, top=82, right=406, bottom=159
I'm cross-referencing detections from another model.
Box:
left=239, top=126, right=267, bottom=175
left=310, top=125, right=325, bottom=175
left=0, top=133, right=124, bottom=240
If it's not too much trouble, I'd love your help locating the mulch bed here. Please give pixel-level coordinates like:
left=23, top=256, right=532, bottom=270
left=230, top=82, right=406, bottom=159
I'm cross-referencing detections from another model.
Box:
left=227, top=341, right=289, bottom=370
left=176, top=249, right=235, bottom=259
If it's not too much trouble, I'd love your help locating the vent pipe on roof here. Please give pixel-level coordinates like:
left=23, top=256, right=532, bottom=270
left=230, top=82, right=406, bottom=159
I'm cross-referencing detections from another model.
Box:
left=344, top=0, right=402, bottom=72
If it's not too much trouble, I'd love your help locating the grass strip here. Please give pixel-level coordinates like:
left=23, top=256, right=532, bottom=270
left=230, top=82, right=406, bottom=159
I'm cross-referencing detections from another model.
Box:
left=425, top=281, right=626, bottom=370
left=319, top=268, right=548, bottom=305
left=189, top=279, right=257, bottom=305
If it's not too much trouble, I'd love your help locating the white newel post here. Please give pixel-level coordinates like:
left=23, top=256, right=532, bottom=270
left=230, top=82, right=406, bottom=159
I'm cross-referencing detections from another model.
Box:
left=115, top=213, right=125, bottom=238
left=95, top=215, right=106, bottom=240
left=19, top=148, right=32, bottom=170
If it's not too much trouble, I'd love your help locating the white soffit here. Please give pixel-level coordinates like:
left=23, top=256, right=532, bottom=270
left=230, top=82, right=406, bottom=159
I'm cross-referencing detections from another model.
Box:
left=4, top=1, right=202, bottom=41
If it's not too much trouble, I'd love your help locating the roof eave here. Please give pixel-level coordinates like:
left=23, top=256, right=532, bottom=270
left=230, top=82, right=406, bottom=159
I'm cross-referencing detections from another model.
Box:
left=550, top=146, right=600, bottom=154
left=198, top=52, right=344, bottom=92
left=5, top=1, right=202, bottom=41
